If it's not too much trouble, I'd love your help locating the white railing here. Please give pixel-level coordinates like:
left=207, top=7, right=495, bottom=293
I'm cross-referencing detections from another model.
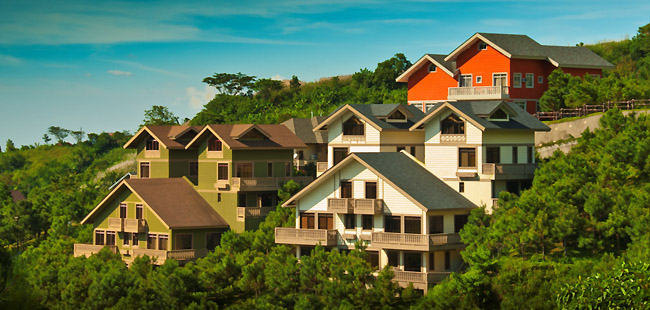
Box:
left=73, top=244, right=118, bottom=257
left=231, top=176, right=313, bottom=189
left=441, top=134, right=466, bottom=143
left=327, top=198, right=353, bottom=213
left=275, top=227, right=338, bottom=246
left=124, top=219, right=146, bottom=233
left=237, top=207, right=273, bottom=221
left=354, top=199, right=383, bottom=215
left=448, top=86, right=509, bottom=100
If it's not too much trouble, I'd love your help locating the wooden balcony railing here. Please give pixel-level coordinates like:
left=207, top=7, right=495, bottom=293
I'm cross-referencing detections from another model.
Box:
left=448, top=86, right=509, bottom=100
left=482, top=163, right=537, bottom=179
left=316, top=162, right=328, bottom=173
left=372, top=232, right=463, bottom=250
left=132, top=248, right=208, bottom=264
left=342, top=135, right=365, bottom=142
left=391, top=268, right=453, bottom=287
left=354, top=199, right=383, bottom=215
left=231, top=176, right=313, bottom=190
left=73, top=243, right=118, bottom=257
left=124, top=219, right=146, bottom=233
left=237, top=207, right=274, bottom=221
left=107, top=218, right=123, bottom=231
left=275, top=227, right=338, bottom=246
left=327, top=198, right=353, bottom=213
left=440, top=134, right=466, bottom=143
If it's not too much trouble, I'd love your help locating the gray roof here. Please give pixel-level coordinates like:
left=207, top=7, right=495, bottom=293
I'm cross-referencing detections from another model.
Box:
left=478, top=33, right=613, bottom=68
left=354, top=153, right=476, bottom=210
left=427, top=101, right=550, bottom=131
left=282, top=117, right=327, bottom=144
left=427, top=54, right=456, bottom=73
left=329, top=104, right=426, bottom=130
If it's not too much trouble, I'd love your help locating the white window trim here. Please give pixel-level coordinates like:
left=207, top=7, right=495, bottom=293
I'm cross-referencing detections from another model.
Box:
left=513, top=73, right=522, bottom=88
left=525, top=73, right=534, bottom=88
left=476, top=76, right=482, bottom=84
left=492, top=72, right=508, bottom=87
left=459, top=74, right=473, bottom=87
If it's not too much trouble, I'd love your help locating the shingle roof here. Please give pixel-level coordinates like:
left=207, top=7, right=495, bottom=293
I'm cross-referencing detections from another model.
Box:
left=423, top=101, right=550, bottom=131
left=426, top=54, right=456, bottom=73
left=325, top=104, right=426, bottom=130
left=281, top=117, right=327, bottom=144
left=125, top=178, right=228, bottom=229
left=196, top=124, right=306, bottom=149
left=124, top=125, right=204, bottom=149
left=354, top=153, right=476, bottom=210
left=478, top=33, right=545, bottom=58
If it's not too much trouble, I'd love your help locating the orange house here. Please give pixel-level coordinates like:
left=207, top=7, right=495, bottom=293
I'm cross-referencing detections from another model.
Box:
left=397, top=33, right=614, bottom=114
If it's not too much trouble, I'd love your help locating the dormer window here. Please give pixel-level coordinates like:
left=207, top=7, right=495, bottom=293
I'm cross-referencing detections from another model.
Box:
left=343, top=116, right=364, bottom=136
left=387, top=110, right=407, bottom=123
left=478, top=41, right=487, bottom=50
left=208, top=136, right=223, bottom=151
left=441, top=114, right=465, bottom=134
left=428, top=64, right=437, bottom=73
left=240, top=128, right=267, bottom=141
left=488, top=108, right=509, bottom=121
left=145, top=137, right=159, bottom=150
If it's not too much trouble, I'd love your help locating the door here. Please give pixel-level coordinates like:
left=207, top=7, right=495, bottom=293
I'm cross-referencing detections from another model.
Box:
left=459, top=75, right=472, bottom=87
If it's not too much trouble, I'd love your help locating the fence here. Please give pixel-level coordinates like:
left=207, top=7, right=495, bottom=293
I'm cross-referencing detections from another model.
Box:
left=534, top=99, right=650, bottom=121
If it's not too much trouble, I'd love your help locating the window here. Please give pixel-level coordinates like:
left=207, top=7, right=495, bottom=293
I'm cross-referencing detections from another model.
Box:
left=404, top=216, right=422, bottom=234
left=217, top=193, right=221, bottom=202
left=208, top=136, right=222, bottom=151
left=459, top=74, right=472, bottom=87
left=123, top=232, right=130, bottom=245
left=396, top=146, right=406, bottom=152
left=206, top=232, right=221, bottom=251
left=285, top=162, right=291, bottom=177
left=343, top=116, right=364, bottom=136
left=318, top=214, right=333, bottom=230
left=176, top=234, right=192, bottom=250
left=119, top=203, right=127, bottom=218
left=258, top=193, right=274, bottom=207
left=429, top=216, right=444, bottom=234
left=458, top=148, right=476, bottom=168
left=133, top=233, right=139, bottom=246
left=493, top=73, right=508, bottom=87
left=235, top=163, right=253, bottom=178
left=189, top=162, right=199, bottom=177
left=217, top=163, right=229, bottom=180
left=140, top=162, right=150, bottom=178
left=478, top=41, right=487, bottom=50
left=515, top=101, right=526, bottom=110
left=362, top=215, right=373, bottom=230
left=486, top=147, right=500, bottom=163
left=158, top=234, right=168, bottom=251
left=147, top=234, right=157, bottom=249
left=454, top=214, right=469, bottom=233
left=333, top=148, right=348, bottom=165
left=428, top=64, right=437, bottom=72
left=297, top=150, right=304, bottom=160
left=365, top=182, right=377, bottom=199
left=410, top=146, right=416, bottom=157
left=340, top=181, right=352, bottom=198
left=385, top=215, right=401, bottom=233
left=387, top=251, right=399, bottom=267
left=367, top=251, right=379, bottom=269
left=387, top=110, right=406, bottom=122
left=344, top=214, right=356, bottom=229
left=429, top=252, right=435, bottom=270
left=525, top=73, right=534, bottom=88
left=106, top=231, right=116, bottom=246
left=459, top=182, right=465, bottom=193
left=538, top=76, right=543, bottom=84
left=441, top=114, right=465, bottom=134
left=513, top=73, right=522, bottom=88
left=444, top=251, right=451, bottom=270
left=489, top=108, right=509, bottom=121
left=528, top=146, right=534, bottom=163
left=95, top=230, right=105, bottom=245
left=145, top=137, right=159, bottom=151
left=404, top=252, right=422, bottom=272
left=512, top=146, right=519, bottom=164
left=476, top=76, right=482, bottom=84
left=237, top=193, right=247, bottom=207
left=300, top=213, right=315, bottom=229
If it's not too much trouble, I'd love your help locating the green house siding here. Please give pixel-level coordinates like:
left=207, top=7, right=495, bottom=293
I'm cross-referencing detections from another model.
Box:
left=232, top=150, right=292, bottom=161
left=171, top=228, right=224, bottom=250
left=199, top=191, right=244, bottom=232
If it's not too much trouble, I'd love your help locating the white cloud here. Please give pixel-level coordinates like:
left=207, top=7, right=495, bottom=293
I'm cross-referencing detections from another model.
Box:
left=270, top=74, right=285, bottom=80
left=185, top=85, right=216, bottom=109
left=0, top=53, right=23, bottom=65
left=107, top=70, right=133, bottom=77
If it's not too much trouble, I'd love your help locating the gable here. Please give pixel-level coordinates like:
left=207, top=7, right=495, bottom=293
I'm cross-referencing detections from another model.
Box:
left=238, top=128, right=268, bottom=141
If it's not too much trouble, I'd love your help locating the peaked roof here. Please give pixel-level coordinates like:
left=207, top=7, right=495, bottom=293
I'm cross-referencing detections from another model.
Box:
left=395, top=54, right=456, bottom=82
left=444, top=32, right=613, bottom=69
left=411, top=101, right=550, bottom=131
left=123, top=125, right=204, bottom=150
left=283, top=152, right=476, bottom=211
left=82, top=178, right=228, bottom=229
left=314, top=104, right=426, bottom=131
left=281, top=116, right=328, bottom=144
left=185, top=124, right=306, bottom=150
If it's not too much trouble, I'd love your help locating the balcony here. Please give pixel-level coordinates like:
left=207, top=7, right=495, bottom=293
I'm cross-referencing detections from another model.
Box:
left=440, top=134, right=466, bottom=143
left=371, top=232, right=463, bottom=251
left=391, top=268, right=452, bottom=290
left=73, top=243, right=118, bottom=257
left=108, top=218, right=123, bottom=231
left=231, top=176, right=314, bottom=191
left=237, top=207, right=274, bottom=222
left=107, top=218, right=146, bottom=233
left=482, top=163, right=537, bottom=180
left=354, top=199, right=383, bottom=215
left=448, top=86, right=509, bottom=100
left=275, top=227, right=338, bottom=246
left=327, top=198, right=353, bottom=213
left=131, top=248, right=209, bottom=265
left=342, top=135, right=365, bottom=142
left=316, top=162, right=328, bottom=173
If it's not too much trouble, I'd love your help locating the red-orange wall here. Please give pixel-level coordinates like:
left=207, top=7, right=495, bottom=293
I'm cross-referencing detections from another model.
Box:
left=561, top=67, right=603, bottom=77
left=407, top=61, right=457, bottom=102
left=456, top=41, right=510, bottom=87
left=509, top=59, right=553, bottom=99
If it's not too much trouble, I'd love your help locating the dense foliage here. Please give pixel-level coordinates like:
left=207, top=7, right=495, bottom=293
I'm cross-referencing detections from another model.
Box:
left=540, top=23, right=650, bottom=111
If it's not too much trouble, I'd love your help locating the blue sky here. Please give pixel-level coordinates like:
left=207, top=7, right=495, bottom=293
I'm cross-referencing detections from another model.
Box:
left=1, top=0, right=649, bottom=147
